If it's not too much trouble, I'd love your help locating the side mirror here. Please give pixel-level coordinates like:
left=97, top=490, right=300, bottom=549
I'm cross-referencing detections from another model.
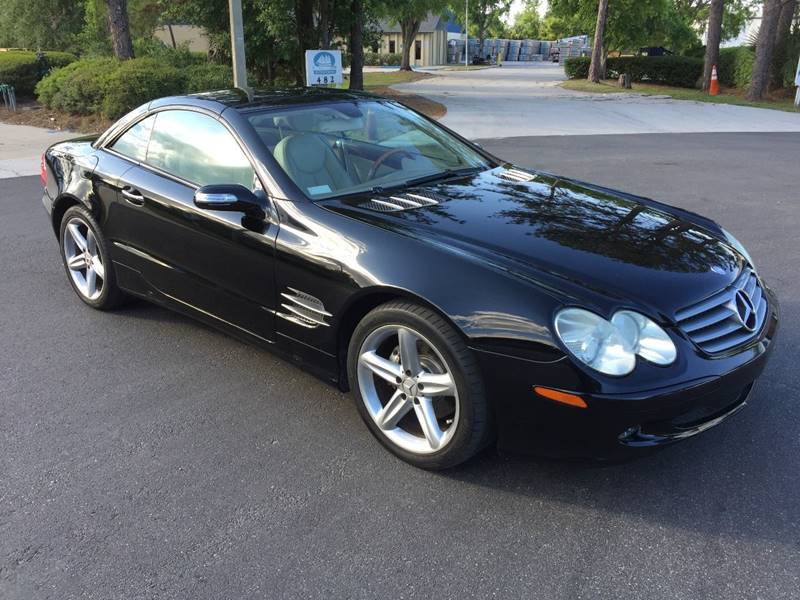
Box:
left=194, top=184, right=267, bottom=220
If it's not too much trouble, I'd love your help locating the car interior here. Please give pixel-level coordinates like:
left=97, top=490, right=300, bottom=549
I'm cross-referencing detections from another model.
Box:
left=246, top=100, right=488, bottom=199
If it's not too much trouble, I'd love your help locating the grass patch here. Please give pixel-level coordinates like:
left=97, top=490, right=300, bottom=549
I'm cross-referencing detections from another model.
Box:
left=561, top=79, right=798, bottom=112
left=357, top=70, right=433, bottom=90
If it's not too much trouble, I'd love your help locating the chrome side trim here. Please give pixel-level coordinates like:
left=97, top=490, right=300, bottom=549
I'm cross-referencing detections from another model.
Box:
left=277, top=287, right=332, bottom=329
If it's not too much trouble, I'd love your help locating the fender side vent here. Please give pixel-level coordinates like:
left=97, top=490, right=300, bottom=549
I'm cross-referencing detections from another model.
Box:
left=497, top=168, right=536, bottom=182
left=362, top=191, right=440, bottom=213
left=278, top=287, right=332, bottom=328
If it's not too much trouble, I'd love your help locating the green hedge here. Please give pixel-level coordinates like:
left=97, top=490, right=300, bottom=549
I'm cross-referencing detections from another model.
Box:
left=101, top=58, right=185, bottom=119
left=606, top=56, right=703, bottom=88
left=36, top=58, right=120, bottom=114
left=718, top=46, right=754, bottom=88
left=36, top=57, right=186, bottom=119
left=0, top=51, right=76, bottom=97
left=363, top=52, right=402, bottom=66
left=185, top=63, right=234, bottom=93
left=564, top=56, right=590, bottom=79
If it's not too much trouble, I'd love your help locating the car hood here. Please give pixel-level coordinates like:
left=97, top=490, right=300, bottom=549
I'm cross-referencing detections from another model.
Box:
left=326, top=168, right=743, bottom=318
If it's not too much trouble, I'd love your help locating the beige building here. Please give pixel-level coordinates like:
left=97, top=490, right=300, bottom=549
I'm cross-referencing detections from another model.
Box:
left=377, top=14, right=456, bottom=67
left=154, top=25, right=211, bottom=53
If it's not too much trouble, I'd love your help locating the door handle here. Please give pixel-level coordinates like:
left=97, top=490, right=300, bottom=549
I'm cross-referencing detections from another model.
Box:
left=121, top=187, right=145, bottom=206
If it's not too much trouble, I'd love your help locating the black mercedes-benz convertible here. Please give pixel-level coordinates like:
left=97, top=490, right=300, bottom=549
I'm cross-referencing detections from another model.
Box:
left=41, top=88, right=778, bottom=469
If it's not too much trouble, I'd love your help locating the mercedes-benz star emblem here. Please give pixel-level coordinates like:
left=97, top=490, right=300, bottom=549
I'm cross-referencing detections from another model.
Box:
left=733, top=289, right=757, bottom=332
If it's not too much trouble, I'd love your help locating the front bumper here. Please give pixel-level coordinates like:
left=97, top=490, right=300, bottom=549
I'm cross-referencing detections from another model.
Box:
left=474, top=295, right=779, bottom=460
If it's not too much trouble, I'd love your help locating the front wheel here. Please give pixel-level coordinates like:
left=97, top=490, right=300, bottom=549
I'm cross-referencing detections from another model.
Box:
left=348, top=301, right=492, bottom=469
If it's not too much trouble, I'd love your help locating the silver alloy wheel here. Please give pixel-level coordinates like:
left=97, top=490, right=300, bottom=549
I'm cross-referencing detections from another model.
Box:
left=63, top=217, right=105, bottom=301
left=357, top=324, right=460, bottom=455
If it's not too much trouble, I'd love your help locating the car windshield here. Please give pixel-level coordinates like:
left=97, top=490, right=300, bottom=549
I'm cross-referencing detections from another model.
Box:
left=246, top=100, right=491, bottom=200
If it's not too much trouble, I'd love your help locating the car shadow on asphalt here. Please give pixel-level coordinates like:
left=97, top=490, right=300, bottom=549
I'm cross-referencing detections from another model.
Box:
left=112, top=296, right=798, bottom=550
left=437, top=354, right=796, bottom=548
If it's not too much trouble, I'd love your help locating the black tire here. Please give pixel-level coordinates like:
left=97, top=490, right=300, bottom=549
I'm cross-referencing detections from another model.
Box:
left=348, top=300, right=493, bottom=469
left=58, top=204, right=127, bottom=310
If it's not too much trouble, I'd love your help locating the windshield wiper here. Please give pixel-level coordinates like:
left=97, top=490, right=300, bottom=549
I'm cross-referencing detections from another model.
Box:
left=377, top=166, right=485, bottom=192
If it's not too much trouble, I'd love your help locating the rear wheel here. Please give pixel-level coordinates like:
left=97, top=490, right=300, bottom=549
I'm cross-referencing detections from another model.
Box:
left=59, top=205, right=126, bottom=310
left=348, top=301, right=492, bottom=469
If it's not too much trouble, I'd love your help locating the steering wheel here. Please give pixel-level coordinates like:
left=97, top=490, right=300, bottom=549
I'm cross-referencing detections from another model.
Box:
left=367, top=147, right=418, bottom=181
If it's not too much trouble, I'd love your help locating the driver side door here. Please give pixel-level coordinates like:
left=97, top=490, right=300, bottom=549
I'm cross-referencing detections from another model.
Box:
left=104, top=108, right=278, bottom=343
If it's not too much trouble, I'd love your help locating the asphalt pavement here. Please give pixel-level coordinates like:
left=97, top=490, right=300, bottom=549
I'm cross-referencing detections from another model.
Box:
left=1, top=132, right=799, bottom=599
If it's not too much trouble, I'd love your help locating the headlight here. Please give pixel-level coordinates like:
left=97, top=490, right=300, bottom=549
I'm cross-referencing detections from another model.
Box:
left=722, top=228, right=755, bottom=269
left=555, top=308, right=676, bottom=376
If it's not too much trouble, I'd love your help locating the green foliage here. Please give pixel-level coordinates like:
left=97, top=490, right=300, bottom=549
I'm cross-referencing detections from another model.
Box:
left=101, top=58, right=185, bottom=119
left=548, top=0, right=673, bottom=52
left=717, top=46, right=754, bottom=88
left=509, top=0, right=542, bottom=40
left=732, top=47, right=754, bottom=89
left=564, top=56, right=590, bottom=79
left=450, top=0, right=512, bottom=39
left=0, top=0, right=85, bottom=52
left=545, top=0, right=755, bottom=55
left=35, top=56, right=185, bottom=118
left=133, top=38, right=207, bottom=68
left=780, top=30, right=800, bottom=89
left=363, top=52, right=403, bottom=66
left=0, top=50, right=76, bottom=97
left=36, top=57, right=119, bottom=112
left=673, top=0, right=755, bottom=43
left=605, top=56, right=704, bottom=88
left=184, top=63, right=234, bottom=92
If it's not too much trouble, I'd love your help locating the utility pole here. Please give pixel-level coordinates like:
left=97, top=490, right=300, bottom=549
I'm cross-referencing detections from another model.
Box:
left=228, top=0, right=251, bottom=100
left=465, top=0, right=469, bottom=66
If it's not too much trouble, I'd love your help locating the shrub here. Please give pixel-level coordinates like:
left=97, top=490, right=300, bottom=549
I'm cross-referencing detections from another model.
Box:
left=718, top=46, right=754, bottom=88
left=101, top=58, right=185, bottom=119
left=134, top=38, right=208, bottom=69
left=0, top=51, right=76, bottom=97
left=363, top=52, right=402, bottom=66
left=185, top=63, right=233, bottom=93
left=564, top=56, right=591, bottom=79
left=606, top=56, right=703, bottom=88
left=37, top=58, right=120, bottom=114
left=732, top=48, right=755, bottom=89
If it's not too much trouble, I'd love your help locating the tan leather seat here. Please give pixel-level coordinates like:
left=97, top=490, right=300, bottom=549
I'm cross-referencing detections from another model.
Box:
left=274, top=133, right=355, bottom=195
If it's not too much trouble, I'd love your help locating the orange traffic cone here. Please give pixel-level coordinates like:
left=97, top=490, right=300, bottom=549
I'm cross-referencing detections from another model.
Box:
left=709, top=65, right=720, bottom=96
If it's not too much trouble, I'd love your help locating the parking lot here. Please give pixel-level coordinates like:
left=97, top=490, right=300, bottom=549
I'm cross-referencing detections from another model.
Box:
left=2, top=132, right=799, bottom=599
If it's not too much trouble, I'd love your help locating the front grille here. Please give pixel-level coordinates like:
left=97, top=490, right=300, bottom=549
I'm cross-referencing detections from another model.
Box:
left=361, top=191, right=440, bottom=213
left=675, top=266, right=767, bottom=354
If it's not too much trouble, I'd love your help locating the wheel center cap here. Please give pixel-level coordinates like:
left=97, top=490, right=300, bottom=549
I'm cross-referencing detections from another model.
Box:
left=400, top=377, right=418, bottom=398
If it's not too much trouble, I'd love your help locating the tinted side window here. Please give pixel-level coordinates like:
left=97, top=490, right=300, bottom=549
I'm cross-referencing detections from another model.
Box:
left=110, top=115, right=156, bottom=162
left=146, top=110, right=255, bottom=189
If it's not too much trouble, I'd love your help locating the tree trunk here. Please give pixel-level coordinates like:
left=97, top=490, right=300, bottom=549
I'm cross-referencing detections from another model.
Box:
left=399, top=18, right=421, bottom=71
left=295, top=0, right=316, bottom=86
left=772, top=0, right=798, bottom=87
left=747, top=0, right=782, bottom=101
left=319, top=0, right=331, bottom=49
left=349, top=0, right=364, bottom=90
left=107, top=0, right=134, bottom=60
left=588, top=0, right=609, bottom=83
left=703, top=0, right=725, bottom=90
